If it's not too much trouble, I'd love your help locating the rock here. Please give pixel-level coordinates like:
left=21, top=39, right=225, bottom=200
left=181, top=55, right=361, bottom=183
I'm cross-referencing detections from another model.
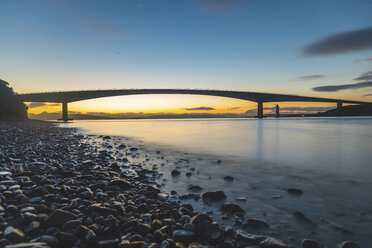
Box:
left=61, top=219, right=82, bottom=231
left=202, top=191, right=226, bottom=202
left=302, top=239, right=321, bottom=248
left=337, top=241, right=361, bottom=248
left=118, top=240, right=131, bottom=248
left=25, top=221, right=40, bottom=234
left=85, top=229, right=98, bottom=245
left=223, top=176, right=234, bottom=181
left=4, top=226, right=25, bottom=242
left=3, top=242, right=49, bottom=248
left=245, top=219, right=270, bottom=229
left=171, top=169, right=180, bottom=176
left=31, top=235, right=60, bottom=247
left=187, top=185, right=203, bottom=192
left=220, top=203, right=245, bottom=214
left=260, top=237, right=287, bottom=248
left=43, top=209, right=77, bottom=227
left=287, top=188, right=303, bottom=195
left=293, top=211, right=316, bottom=226
left=108, top=178, right=132, bottom=189
left=99, top=239, right=119, bottom=247
left=91, top=204, right=118, bottom=216
left=235, top=230, right=265, bottom=245
left=172, top=230, right=196, bottom=243
left=236, top=197, right=246, bottom=201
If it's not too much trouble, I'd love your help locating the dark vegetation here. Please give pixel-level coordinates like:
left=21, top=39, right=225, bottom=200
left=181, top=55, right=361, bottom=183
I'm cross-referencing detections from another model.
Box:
left=0, top=79, right=28, bottom=120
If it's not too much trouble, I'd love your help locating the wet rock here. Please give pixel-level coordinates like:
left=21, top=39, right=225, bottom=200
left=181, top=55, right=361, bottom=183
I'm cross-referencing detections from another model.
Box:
left=108, top=178, right=132, bottom=189
left=85, top=229, right=98, bottom=245
left=43, top=209, right=77, bottom=227
left=245, top=219, right=270, bottom=229
left=171, top=169, right=181, bottom=176
left=235, top=230, right=265, bottom=245
left=337, top=241, right=361, bottom=248
left=31, top=235, right=60, bottom=247
left=91, top=204, right=118, bottom=216
left=302, top=239, right=321, bottom=248
left=98, top=239, right=120, bottom=248
left=3, top=242, right=49, bottom=248
left=260, top=236, right=287, bottom=248
left=220, top=203, right=245, bottom=214
left=287, top=188, right=303, bottom=195
left=172, top=230, right=196, bottom=243
left=187, top=185, right=202, bottom=192
left=236, top=197, right=246, bottom=202
left=4, top=226, right=25, bottom=242
left=202, top=191, right=226, bottom=202
left=223, top=176, right=234, bottom=181
left=293, top=211, right=316, bottom=226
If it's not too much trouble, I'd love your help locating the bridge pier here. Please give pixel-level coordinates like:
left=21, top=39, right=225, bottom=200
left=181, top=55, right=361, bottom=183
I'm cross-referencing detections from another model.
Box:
left=58, top=102, right=72, bottom=122
left=257, top=101, right=263, bottom=118
left=275, top=104, right=280, bottom=118
left=337, top=101, right=343, bottom=110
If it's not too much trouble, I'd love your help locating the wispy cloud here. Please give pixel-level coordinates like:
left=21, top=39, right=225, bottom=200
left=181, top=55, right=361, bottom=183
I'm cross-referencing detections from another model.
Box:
left=184, top=106, right=216, bottom=111
left=303, top=26, right=372, bottom=55
left=353, top=57, right=372, bottom=64
left=298, top=75, right=326, bottom=80
left=363, top=93, right=372, bottom=97
left=197, top=0, right=241, bottom=14
left=354, top=70, right=372, bottom=81
left=47, top=0, right=124, bottom=37
left=113, top=52, right=125, bottom=57
left=312, top=81, right=372, bottom=92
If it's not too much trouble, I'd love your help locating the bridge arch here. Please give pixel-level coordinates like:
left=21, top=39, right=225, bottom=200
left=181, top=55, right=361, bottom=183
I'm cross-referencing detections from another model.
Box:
left=17, top=89, right=369, bottom=121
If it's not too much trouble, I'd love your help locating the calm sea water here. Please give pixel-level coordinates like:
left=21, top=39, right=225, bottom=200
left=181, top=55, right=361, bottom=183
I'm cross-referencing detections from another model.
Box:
left=59, top=117, right=372, bottom=246
left=60, top=117, right=372, bottom=180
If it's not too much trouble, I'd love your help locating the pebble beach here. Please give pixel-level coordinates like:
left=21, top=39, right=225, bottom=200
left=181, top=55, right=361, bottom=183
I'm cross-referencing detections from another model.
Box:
left=0, top=121, right=362, bottom=248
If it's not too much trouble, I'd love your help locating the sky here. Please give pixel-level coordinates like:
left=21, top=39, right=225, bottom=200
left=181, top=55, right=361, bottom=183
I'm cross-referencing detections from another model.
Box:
left=1, top=0, right=372, bottom=116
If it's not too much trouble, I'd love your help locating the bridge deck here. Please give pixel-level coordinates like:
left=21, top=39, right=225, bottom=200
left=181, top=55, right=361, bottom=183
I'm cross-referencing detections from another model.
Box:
left=16, top=89, right=369, bottom=104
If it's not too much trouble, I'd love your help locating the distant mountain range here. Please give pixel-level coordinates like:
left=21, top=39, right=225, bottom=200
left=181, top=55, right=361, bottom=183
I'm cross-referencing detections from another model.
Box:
left=28, top=104, right=372, bottom=120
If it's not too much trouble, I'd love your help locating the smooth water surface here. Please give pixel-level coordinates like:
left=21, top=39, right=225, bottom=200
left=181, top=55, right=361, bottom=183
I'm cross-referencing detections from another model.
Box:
left=60, top=117, right=372, bottom=181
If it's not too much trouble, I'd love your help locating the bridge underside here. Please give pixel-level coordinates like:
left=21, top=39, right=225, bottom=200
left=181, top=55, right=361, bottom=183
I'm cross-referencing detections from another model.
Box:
left=17, top=89, right=368, bottom=121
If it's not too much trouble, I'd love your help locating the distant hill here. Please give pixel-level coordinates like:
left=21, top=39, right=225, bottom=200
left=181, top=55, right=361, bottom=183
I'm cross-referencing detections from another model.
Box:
left=0, top=79, right=27, bottom=120
left=318, top=104, right=372, bottom=116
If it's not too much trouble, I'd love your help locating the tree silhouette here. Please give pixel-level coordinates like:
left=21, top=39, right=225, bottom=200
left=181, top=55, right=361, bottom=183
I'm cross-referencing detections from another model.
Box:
left=0, top=79, right=28, bottom=119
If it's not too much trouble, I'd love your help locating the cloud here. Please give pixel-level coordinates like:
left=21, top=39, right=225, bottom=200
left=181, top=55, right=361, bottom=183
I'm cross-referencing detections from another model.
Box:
left=303, top=26, right=372, bottom=55
left=299, top=75, right=326, bottom=80
left=27, top=102, right=60, bottom=108
left=198, top=0, right=240, bottom=14
left=353, top=57, right=372, bottom=64
left=184, top=106, right=216, bottom=111
left=363, top=93, right=372, bottom=97
left=312, top=81, right=372, bottom=92
left=48, top=0, right=124, bottom=37
left=113, top=52, right=125, bottom=56
left=354, top=70, right=372, bottom=81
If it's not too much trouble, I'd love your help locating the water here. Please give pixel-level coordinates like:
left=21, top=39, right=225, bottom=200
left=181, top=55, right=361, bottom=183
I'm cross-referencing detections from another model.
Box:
left=59, top=117, right=372, bottom=247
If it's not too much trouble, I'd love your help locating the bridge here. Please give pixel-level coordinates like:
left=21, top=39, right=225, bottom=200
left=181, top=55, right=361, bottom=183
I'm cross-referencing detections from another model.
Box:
left=16, top=89, right=369, bottom=121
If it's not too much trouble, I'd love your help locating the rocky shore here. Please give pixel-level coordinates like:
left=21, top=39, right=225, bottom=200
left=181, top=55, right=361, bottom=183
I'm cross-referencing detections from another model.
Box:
left=0, top=121, right=361, bottom=248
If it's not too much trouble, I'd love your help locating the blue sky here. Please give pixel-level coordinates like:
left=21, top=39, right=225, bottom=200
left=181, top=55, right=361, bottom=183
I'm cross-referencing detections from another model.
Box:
left=1, top=0, right=372, bottom=114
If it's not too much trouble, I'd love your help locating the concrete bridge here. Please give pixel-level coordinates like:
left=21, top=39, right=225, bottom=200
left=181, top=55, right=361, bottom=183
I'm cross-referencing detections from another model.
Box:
left=16, top=89, right=369, bottom=121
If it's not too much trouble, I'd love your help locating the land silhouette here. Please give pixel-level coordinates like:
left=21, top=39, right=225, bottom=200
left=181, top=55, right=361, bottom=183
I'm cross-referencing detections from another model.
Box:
left=0, top=79, right=27, bottom=120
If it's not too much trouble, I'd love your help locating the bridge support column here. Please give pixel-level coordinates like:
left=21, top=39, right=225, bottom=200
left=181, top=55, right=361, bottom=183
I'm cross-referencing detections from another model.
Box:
left=275, top=104, right=280, bottom=118
left=337, top=101, right=343, bottom=110
left=257, top=101, right=263, bottom=118
left=58, top=102, right=71, bottom=122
